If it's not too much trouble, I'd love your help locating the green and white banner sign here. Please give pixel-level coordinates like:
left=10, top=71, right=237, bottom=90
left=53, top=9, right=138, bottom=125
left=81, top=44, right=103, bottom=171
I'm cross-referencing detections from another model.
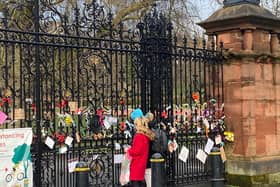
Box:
left=0, top=128, right=33, bottom=187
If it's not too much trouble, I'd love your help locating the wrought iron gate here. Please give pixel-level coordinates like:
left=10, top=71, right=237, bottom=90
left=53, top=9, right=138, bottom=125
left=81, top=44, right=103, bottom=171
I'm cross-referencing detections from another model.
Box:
left=0, top=1, right=224, bottom=187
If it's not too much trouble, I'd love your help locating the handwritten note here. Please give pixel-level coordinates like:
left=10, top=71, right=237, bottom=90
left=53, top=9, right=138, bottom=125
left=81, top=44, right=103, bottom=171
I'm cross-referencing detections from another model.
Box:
left=178, top=146, right=189, bottom=163
left=204, top=138, right=214, bottom=154
left=45, top=136, right=55, bottom=149
left=65, top=136, right=74, bottom=147
left=68, top=159, right=78, bottom=173
left=59, top=146, right=68, bottom=154
left=196, top=149, right=207, bottom=164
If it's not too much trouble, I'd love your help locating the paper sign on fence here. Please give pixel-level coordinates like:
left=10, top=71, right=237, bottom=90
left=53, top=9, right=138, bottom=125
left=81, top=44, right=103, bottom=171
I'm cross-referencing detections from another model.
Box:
left=68, top=102, right=78, bottom=112
left=178, top=146, right=189, bottom=163
left=215, top=135, right=222, bottom=145
left=68, top=158, right=78, bottom=173
left=59, top=146, right=68, bottom=154
left=196, top=149, right=207, bottom=164
left=14, top=108, right=25, bottom=120
left=45, top=136, right=55, bottom=149
left=65, top=136, right=74, bottom=147
left=204, top=138, right=214, bottom=154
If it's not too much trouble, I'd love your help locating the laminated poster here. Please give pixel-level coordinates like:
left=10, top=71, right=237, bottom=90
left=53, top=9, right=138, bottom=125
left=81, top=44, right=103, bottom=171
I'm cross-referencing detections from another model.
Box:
left=0, top=128, right=33, bottom=187
left=178, top=146, right=189, bottom=163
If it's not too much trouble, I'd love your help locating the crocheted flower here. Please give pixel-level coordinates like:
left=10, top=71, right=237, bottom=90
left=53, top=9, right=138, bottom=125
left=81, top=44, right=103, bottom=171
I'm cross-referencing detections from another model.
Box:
left=192, top=92, right=200, bottom=102
left=224, top=131, right=234, bottom=142
left=65, top=115, right=72, bottom=126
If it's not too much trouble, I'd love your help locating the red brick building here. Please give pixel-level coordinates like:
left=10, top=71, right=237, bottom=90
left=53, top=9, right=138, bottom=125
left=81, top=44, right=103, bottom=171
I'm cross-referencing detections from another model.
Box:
left=199, top=0, right=280, bottom=186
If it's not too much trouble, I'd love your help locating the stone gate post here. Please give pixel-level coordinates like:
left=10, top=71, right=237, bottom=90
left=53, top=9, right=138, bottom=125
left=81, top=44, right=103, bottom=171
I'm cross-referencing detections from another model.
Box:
left=199, top=1, right=280, bottom=186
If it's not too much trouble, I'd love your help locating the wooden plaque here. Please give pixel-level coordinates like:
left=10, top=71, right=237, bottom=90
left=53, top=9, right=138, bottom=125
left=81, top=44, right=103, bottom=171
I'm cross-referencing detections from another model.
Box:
left=14, top=108, right=25, bottom=120
left=68, top=101, right=78, bottom=112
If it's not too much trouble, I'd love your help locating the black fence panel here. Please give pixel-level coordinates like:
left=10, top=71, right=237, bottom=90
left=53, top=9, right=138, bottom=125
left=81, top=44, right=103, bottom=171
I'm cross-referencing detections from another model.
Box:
left=0, top=1, right=224, bottom=187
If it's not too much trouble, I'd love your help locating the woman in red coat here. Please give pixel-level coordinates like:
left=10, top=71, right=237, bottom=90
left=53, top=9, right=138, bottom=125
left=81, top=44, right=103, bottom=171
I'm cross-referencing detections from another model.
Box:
left=126, top=116, right=155, bottom=187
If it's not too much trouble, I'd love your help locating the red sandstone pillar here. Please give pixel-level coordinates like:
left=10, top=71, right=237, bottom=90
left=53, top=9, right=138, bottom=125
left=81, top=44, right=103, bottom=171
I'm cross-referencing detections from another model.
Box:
left=198, top=2, right=280, bottom=186
left=243, top=29, right=253, bottom=52
left=271, top=33, right=279, bottom=56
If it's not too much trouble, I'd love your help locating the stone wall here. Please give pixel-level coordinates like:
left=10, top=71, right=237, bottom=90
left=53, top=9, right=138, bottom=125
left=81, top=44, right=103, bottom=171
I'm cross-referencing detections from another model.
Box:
left=224, top=56, right=280, bottom=157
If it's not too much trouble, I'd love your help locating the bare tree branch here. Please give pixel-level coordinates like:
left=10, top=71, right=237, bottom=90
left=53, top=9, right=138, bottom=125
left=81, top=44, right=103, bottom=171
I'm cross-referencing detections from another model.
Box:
left=112, top=0, right=156, bottom=26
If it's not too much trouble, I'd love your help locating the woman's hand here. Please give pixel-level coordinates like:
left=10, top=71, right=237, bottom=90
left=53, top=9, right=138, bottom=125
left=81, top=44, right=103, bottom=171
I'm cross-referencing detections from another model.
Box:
left=123, top=145, right=132, bottom=160
left=124, top=145, right=131, bottom=153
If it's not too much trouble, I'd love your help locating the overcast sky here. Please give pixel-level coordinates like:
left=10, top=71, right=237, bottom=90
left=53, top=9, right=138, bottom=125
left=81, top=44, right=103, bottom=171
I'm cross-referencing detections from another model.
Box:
left=195, top=0, right=221, bottom=20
